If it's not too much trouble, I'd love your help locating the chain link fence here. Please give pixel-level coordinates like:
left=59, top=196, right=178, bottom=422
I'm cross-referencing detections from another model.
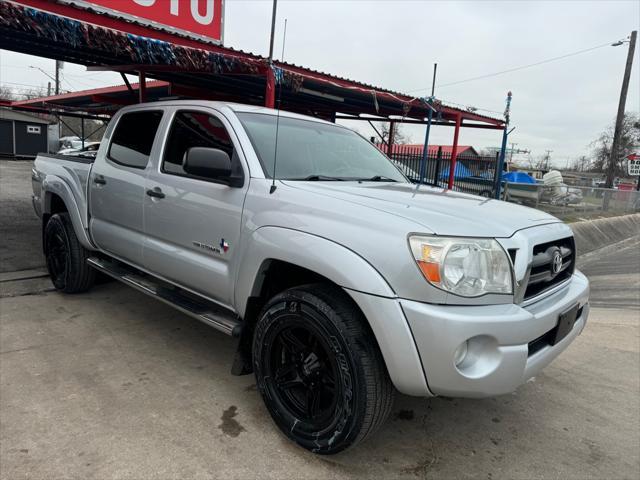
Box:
left=502, top=183, right=640, bottom=220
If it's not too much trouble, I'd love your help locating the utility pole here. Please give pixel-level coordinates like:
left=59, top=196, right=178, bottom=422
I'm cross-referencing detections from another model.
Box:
left=267, top=0, right=278, bottom=62
left=544, top=150, right=553, bottom=171
left=54, top=60, right=61, bottom=95
left=509, top=142, right=518, bottom=167
left=606, top=30, right=637, bottom=188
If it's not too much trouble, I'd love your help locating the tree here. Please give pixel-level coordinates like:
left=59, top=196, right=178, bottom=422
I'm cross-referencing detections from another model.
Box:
left=570, top=156, right=591, bottom=172
left=0, top=86, right=47, bottom=101
left=0, top=85, right=16, bottom=101
left=589, top=112, right=640, bottom=175
left=526, top=153, right=551, bottom=171
left=375, top=122, right=409, bottom=145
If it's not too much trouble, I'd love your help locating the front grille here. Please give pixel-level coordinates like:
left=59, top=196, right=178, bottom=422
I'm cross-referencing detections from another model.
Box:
left=524, top=236, right=575, bottom=300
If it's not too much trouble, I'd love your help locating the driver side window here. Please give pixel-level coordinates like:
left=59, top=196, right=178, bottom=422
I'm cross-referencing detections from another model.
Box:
left=162, top=110, right=241, bottom=179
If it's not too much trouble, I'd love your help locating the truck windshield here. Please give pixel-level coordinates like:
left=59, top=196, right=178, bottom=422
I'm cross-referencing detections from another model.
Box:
left=237, top=112, right=408, bottom=182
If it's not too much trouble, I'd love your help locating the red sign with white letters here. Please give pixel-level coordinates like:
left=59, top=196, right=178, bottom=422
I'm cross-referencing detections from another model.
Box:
left=33, top=0, right=224, bottom=44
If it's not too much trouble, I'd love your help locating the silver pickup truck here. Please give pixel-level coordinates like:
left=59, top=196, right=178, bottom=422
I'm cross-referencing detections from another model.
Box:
left=32, top=101, right=589, bottom=454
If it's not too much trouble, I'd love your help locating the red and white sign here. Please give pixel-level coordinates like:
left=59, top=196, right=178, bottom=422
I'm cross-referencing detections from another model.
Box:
left=33, top=0, right=224, bottom=44
left=627, top=153, right=640, bottom=176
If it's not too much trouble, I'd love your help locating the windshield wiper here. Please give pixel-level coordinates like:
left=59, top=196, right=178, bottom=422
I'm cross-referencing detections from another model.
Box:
left=358, top=175, right=398, bottom=182
left=286, top=175, right=345, bottom=181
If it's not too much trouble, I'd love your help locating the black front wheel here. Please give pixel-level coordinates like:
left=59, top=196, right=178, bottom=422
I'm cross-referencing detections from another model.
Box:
left=44, top=212, right=95, bottom=293
left=253, top=284, right=394, bottom=454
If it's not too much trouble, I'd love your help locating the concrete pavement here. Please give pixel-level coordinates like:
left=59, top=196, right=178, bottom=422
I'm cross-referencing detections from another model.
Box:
left=0, top=161, right=43, bottom=274
left=1, top=160, right=638, bottom=479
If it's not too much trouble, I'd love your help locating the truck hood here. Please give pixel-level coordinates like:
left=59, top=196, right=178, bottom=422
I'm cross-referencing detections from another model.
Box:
left=283, top=181, right=560, bottom=237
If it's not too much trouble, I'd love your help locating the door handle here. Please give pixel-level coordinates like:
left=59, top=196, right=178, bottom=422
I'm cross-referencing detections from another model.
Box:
left=93, top=175, right=106, bottom=185
left=146, top=188, right=165, bottom=199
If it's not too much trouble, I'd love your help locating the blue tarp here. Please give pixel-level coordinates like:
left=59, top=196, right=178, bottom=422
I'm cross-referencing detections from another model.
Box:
left=439, top=163, right=473, bottom=180
left=502, top=171, right=537, bottom=184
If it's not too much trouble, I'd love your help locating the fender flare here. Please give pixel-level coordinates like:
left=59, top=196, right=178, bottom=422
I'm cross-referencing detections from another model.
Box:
left=42, top=176, right=94, bottom=250
left=235, top=226, right=396, bottom=315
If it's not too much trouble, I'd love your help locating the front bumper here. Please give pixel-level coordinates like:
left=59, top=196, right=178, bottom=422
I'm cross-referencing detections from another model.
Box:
left=401, top=270, right=590, bottom=397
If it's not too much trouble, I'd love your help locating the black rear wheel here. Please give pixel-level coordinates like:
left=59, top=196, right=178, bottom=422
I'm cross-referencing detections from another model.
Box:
left=253, top=284, right=394, bottom=454
left=44, top=213, right=95, bottom=293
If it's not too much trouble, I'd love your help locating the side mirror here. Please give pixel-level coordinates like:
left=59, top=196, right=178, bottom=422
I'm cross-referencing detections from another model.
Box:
left=183, top=147, right=232, bottom=180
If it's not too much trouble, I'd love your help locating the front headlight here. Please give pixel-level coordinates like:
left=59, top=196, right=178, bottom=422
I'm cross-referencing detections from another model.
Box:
left=409, top=235, right=513, bottom=297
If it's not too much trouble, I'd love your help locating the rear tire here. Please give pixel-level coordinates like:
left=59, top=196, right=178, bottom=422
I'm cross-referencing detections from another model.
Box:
left=253, top=284, right=394, bottom=454
left=44, top=212, right=95, bottom=293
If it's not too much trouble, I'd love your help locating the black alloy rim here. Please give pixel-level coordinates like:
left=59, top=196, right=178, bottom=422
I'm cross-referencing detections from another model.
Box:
left=47, top=231, right=68, bottom=283
left=265, top=315, right=342, bottom=436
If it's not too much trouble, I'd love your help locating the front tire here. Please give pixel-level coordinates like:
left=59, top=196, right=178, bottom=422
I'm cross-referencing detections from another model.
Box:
left=253, top=284, right=394, bottom=454
left=44, top=212, right=95, bottom=293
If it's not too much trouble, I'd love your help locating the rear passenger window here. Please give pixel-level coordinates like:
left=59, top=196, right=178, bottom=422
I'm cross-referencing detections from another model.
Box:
left=162, top=111, right=238, bottom=177
left=108, top=111, right=163, bottom=169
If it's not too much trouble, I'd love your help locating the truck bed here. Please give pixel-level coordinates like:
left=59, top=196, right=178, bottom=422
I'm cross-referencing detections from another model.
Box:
left=32, top=152, right=94, bottom=229
left=36, top=152, right=96, bottom=164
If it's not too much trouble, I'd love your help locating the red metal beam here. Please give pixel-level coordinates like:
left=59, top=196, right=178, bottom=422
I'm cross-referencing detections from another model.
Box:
left=447, top=113, right=462, bottom=189
left=265, top=67, right=276, bottom=109
left=335, top=115, right=504, bottom=129
left=7, top=104, right=111, bottom=120
left=12, top=81, right=169, bottom=106
left=90, top=94, right=132, bottom=106
left=88, top=64, right=264, bottom=77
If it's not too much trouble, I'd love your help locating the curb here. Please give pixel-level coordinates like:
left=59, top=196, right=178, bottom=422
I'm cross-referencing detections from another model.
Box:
left=570, top=213, right=640, bottom=257
left=577, top=235, right=639, bottom=266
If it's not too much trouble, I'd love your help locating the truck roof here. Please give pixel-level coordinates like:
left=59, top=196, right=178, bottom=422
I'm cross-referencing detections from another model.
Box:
left=117, top=100, right=337, bottom=127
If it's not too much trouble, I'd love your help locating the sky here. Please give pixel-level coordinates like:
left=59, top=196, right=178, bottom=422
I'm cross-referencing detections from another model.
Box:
left=1, top=0, right=639, bottom=168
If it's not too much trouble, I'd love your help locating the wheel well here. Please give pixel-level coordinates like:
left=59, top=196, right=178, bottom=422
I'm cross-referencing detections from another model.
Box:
left=245, top=260, right=335, bottom=329
left=42, top=193, right=68, bottom=252
left=255, top=260, right=331, bottom=301
left=232, top=260, right=342, bottom=376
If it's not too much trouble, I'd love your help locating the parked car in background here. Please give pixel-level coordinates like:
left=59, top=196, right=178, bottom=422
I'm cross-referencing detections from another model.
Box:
left=31, top=101, right=590, bottom=454
left=57, top=141, right=101, bottom=157
left=57, top=136, right=81, bottom=151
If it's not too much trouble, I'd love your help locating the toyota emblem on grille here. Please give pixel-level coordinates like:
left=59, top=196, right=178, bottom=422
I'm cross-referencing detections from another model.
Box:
left=552, top=250, right=563, bottom=274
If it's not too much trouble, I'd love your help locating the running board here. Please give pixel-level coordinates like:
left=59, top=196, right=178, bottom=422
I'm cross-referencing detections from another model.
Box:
left=87, top=257, right=242, bottom=337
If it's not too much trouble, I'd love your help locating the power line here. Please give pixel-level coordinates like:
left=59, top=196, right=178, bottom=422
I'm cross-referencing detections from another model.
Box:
left=407, top=39, right=620, bottom=92
left=0, top=80, right=49, bottom=89
left=2, top=63, right=115, bottom=77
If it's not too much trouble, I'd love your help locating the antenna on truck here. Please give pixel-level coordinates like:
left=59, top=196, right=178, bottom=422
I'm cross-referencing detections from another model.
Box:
left=270, top=18, right=287, bottom=195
